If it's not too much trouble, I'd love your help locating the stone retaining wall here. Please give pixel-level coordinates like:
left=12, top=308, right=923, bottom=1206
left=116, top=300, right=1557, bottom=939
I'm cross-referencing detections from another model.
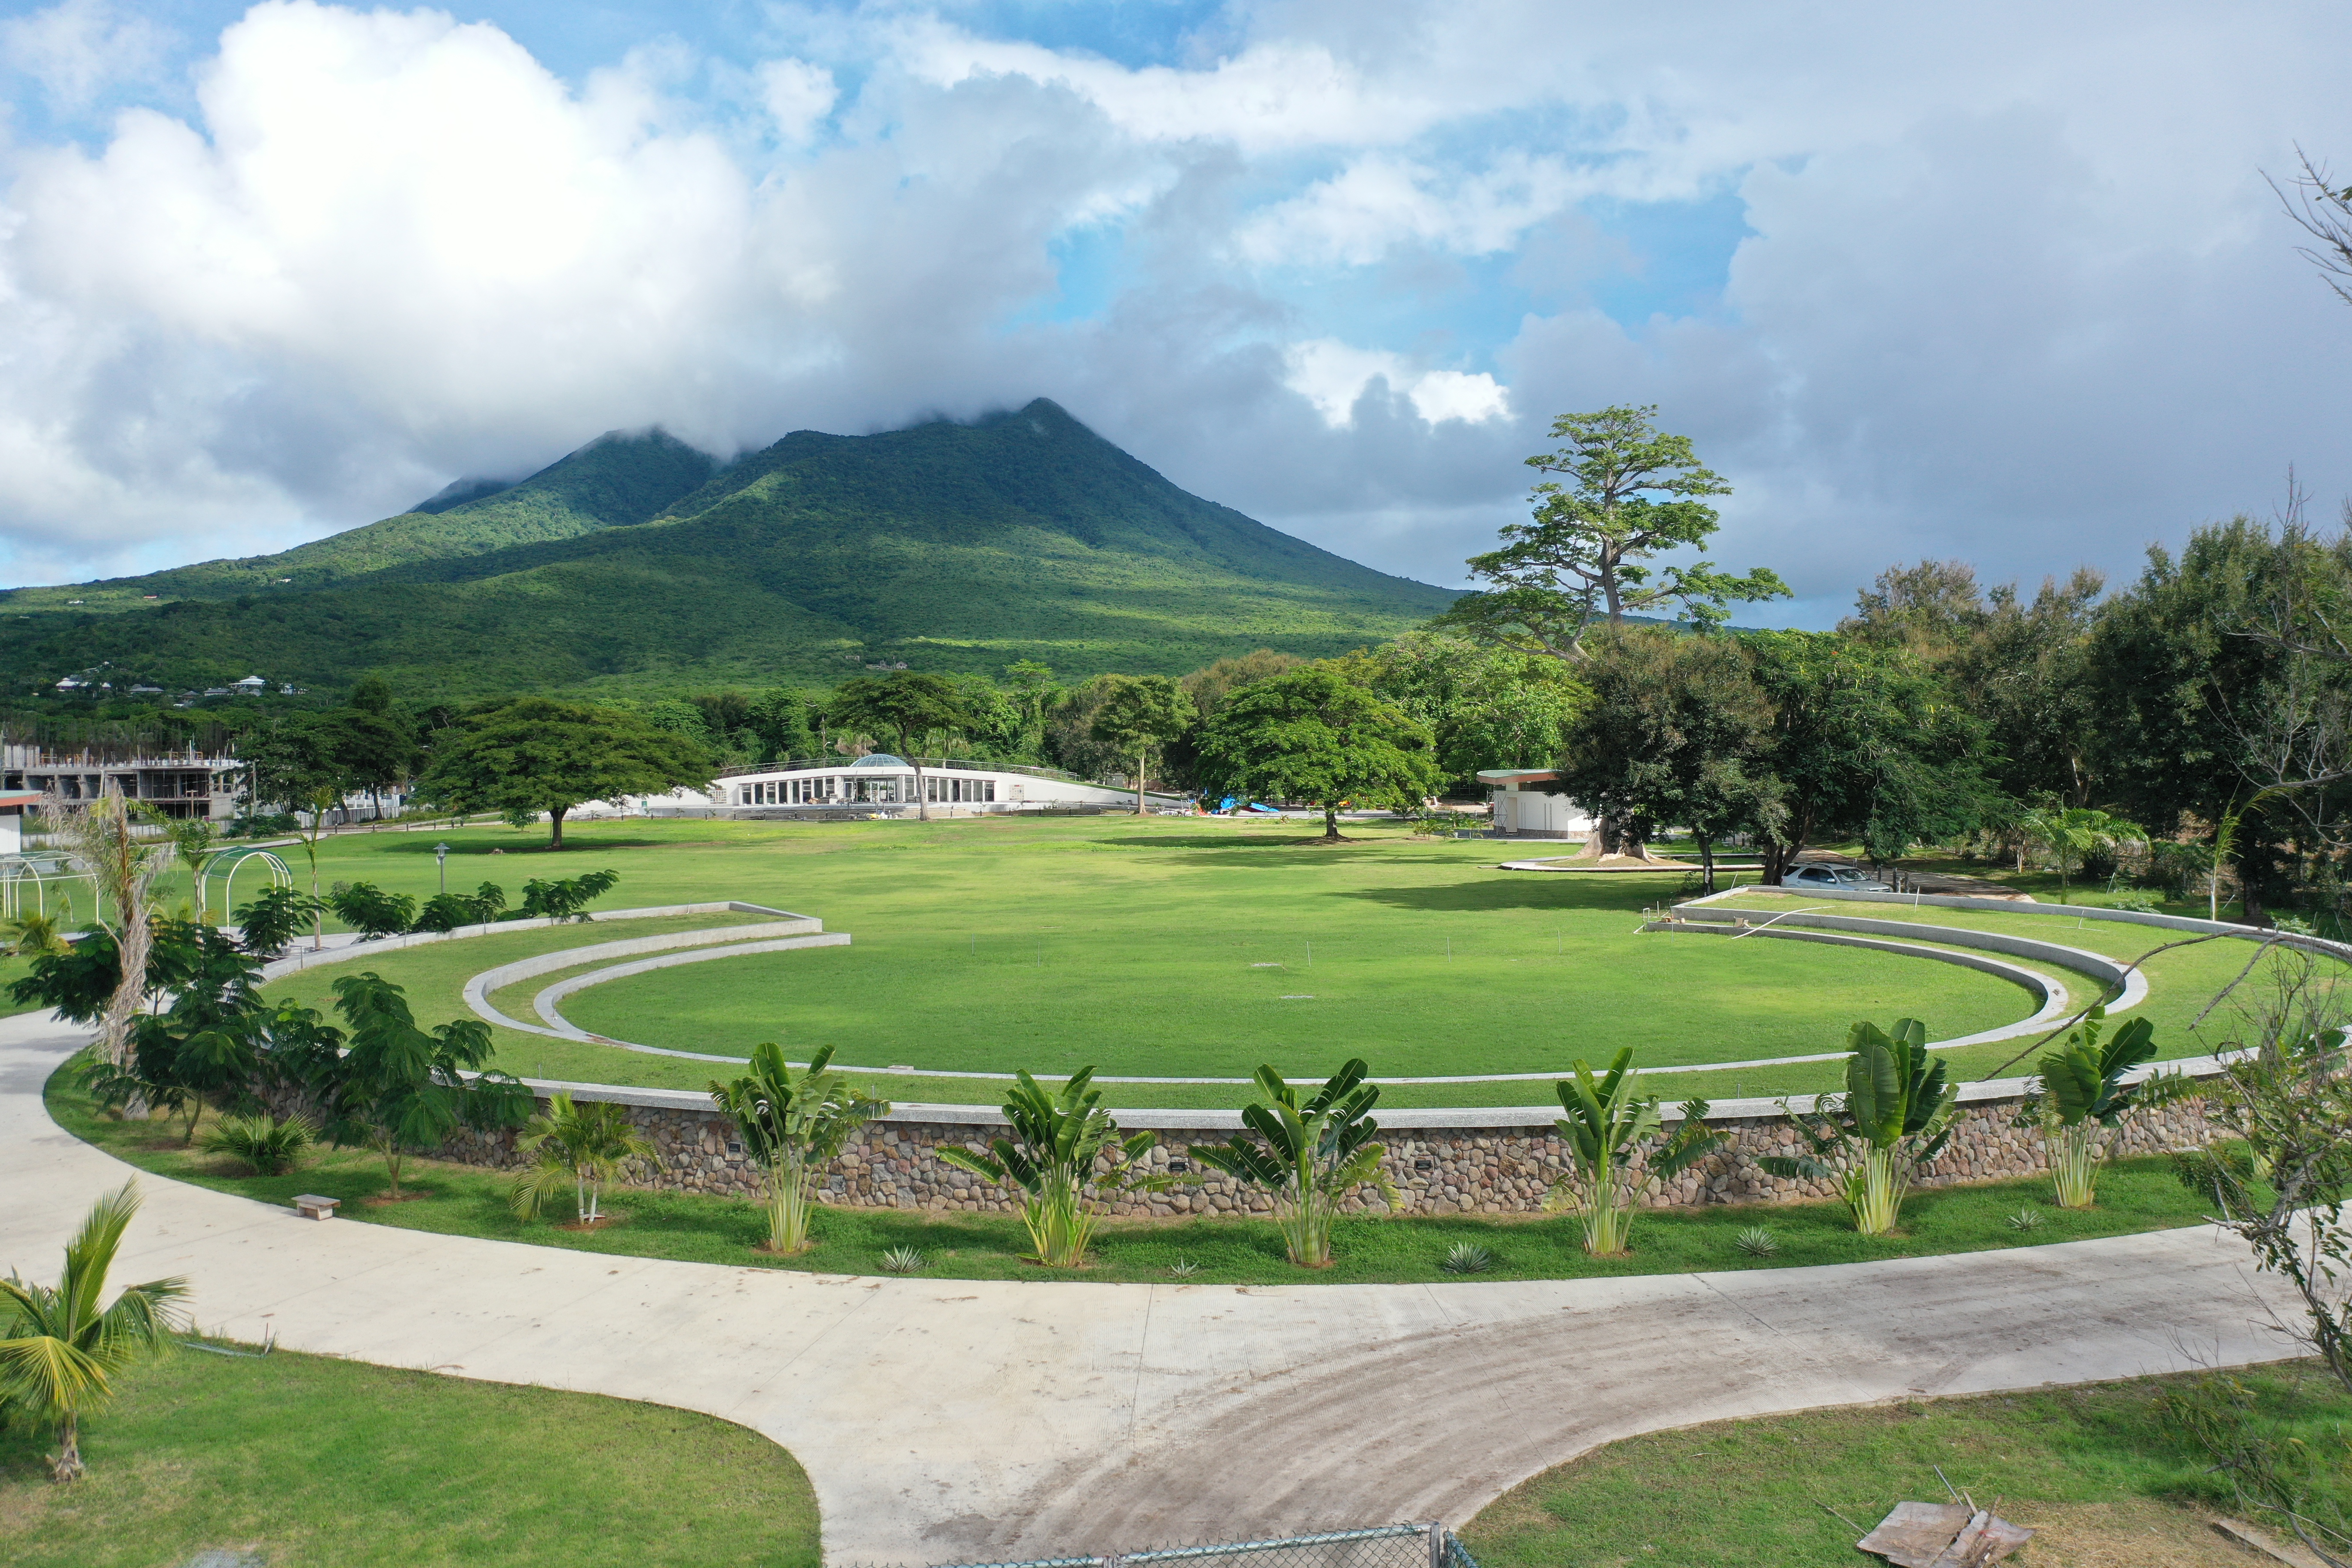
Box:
left=441, top=1093, right=2216, bottom=1217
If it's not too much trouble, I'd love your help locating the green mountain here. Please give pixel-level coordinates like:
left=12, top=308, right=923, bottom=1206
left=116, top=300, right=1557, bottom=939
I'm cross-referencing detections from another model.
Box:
left=0, top=400, right=1456, bottom=698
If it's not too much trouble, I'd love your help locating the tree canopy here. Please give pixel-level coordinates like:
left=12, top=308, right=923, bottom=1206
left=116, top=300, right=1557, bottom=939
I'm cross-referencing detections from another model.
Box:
left=1194, top=666, right=1440, bottom=839
left=413, top=696, right=713, bottom=848
left=1439, top=404, right=1788, bottom=661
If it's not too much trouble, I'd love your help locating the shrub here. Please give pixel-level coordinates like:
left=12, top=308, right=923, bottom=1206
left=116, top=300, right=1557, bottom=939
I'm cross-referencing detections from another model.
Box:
left=232, top=884, right=320, bottom=958
left=326, top=882, right=416, bottom=940
left=410, top=882, right=507, bottom=934
left=199, top=1112, right=316, bottom=1176
left=519, top=870, right=620, bottom=922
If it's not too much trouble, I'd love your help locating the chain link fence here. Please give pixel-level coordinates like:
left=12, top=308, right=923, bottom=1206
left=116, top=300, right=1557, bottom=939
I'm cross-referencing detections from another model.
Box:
left=918, top=1522, right=1482, bottom=1568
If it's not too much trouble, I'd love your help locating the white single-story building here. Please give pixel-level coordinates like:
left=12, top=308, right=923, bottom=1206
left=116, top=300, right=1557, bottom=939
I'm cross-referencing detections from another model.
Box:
left=1476, top=768, right=1596, bottom=839
left=635, top=754, right=1182, bottom=818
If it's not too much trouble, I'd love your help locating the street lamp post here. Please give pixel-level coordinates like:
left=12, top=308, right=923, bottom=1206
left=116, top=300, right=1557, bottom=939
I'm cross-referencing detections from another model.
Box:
left=435, top=842, right=449, bottom=895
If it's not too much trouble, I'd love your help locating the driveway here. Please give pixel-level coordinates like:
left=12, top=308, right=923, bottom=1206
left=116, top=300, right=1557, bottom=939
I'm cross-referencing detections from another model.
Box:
left=0, top=1011, right=2301, bottom=1565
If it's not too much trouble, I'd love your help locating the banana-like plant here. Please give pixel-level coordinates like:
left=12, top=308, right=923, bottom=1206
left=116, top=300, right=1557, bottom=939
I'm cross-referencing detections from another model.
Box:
left=1549, top=1049, right=1722, bottom=1256
left=1761, top=1018, right=1959, bottom=1235
left=937, top=1067, right=1160, bottom=1267
left=1189, top=1059, right=1395, bottom=1268
left=2019, top=1005, right=2197, bottom=1208
left=508, top=1093, right=658, bottom=1225
left=709, top=1043, right=890, bottom=1253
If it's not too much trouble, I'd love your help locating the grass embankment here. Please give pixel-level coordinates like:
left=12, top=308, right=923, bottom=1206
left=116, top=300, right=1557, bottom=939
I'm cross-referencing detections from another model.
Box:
left=1675, top=890, right=2340, bottom=1099
left=1464, top=1362, right=2352, bottom=1568
left=51, top=1064, right=2220, bottom=1285
left=0, top=1342, right=820, bottom=1568
left=248, top=816, right=2036, bottom=1108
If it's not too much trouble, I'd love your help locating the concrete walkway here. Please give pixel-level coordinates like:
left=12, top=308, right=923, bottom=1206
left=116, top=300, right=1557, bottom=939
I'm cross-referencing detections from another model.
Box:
left=1, top=1010, right=2304, bottom=1565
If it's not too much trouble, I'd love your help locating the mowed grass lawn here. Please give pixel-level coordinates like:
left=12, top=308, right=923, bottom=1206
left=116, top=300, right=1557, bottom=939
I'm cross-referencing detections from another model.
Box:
left=256, top=817, right=2043, bottom=1106
left=51, top=1065, right=2222, bottom=1285
left=1464, top=1362, right=2352, bottom=1568
left=0, top=1341, right=819, bottom=1568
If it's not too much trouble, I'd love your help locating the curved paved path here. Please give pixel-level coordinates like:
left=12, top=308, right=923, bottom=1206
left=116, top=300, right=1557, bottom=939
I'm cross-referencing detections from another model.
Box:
left=2, top=1011, right=2303, bottom=1565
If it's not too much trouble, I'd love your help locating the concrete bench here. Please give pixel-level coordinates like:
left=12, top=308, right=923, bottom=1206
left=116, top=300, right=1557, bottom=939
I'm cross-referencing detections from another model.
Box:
left=292, top=1194, right=340, bottom=1221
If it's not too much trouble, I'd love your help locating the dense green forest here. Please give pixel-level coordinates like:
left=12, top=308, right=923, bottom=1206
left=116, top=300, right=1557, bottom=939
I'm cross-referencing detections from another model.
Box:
left=0, top=401, right=1450, bottom=697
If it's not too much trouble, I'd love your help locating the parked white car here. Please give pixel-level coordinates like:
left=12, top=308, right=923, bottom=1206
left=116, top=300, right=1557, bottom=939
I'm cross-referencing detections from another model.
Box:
left=1779, top=864, right=1893, bottom=892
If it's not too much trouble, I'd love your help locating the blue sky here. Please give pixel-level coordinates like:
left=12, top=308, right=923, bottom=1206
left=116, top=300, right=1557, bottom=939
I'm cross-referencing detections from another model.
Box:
left=2, top=0, right=2348, bottom=626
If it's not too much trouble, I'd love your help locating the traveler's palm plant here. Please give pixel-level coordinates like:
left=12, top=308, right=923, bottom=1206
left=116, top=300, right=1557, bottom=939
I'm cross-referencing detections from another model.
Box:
left=2022, top=1005, right=2196, bottom=1208
left=1548, top=1049, right=1721, bottom=1256
left=710, top=1043, right=889, bottom=1253
left=1190, top=1059, right=1395, bottom=1267
left=1761, top=1018, right=1960, bottom=1235
left=0, top=1182, right=188, bottom=1481
left=509, top=1093, right=657, bottom=1224
left=938, top=1067, right=1160, bottom=1267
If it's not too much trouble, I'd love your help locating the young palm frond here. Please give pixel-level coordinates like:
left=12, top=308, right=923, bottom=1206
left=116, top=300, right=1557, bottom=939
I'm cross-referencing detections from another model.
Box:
left=1546, top=1049, right=1723, bottom=1256
left=0, top=1181, right=188, bottom=1481
left=1761, top=1019, right=1959, bottom=1236
left=199, top=1112, right=317, bottom=1176
left=937, top=1067, right=1161, bottom=1267
left=2018, top=1005, right=2198, bottom=1209
left=508, top=1093, right=657, bottom=1224
left=1190, top=1060, right=1395, bottom=1268
left=709, top=1043, right=889, bottom=1253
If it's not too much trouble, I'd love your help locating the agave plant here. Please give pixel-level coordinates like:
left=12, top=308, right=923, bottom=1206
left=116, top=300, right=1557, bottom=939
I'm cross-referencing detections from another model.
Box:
left=1734, top=1225, right=1777, bottom=1257
left=0, top=1182, right=188, bottom=1481
left=709, top=1043, right=890, bottom=1253
left=1190, top=1059, right=1394, bottom=1268
left=880, top=1246, right=924, bottom=1274
left=508, top=1093, right=657, bottom=1225
left=1547, top=1049, right=1723, bottom=1256
left=1440, top=1241, right=1495, bottom=1275
left=2019, top=1005, right=2197, bottom=1208
left=1761, top=1018, right=1960, bottom=1236
left=199, top=1111, right=316, bottom=1176
left=936, top=1067, right=1159, bottom=1268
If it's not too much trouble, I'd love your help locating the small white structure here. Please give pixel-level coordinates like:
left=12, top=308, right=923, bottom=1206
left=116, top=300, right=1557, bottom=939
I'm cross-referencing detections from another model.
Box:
left=640, top=754, right=1178, bottom=819
left=1476, top=768, right=1595, bottom=839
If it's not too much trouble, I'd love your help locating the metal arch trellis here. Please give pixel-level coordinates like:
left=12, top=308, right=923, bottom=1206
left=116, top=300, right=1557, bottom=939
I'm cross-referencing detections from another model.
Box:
left=0, top=853, right=93, bottom=925
left=200, top=848, right=292, bottom=925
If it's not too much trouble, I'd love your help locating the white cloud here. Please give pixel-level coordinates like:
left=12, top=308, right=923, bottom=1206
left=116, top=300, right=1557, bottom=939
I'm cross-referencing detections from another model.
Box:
left=1, top=0, right=171, bottom=110
left=1283, top=340, right=1510, bottom=428
left=758, top=58, right=836, bottom=147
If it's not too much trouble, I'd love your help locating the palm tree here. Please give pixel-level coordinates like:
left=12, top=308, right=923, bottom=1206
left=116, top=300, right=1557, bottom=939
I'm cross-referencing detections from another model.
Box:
left=508, top=1093, right=658, bottom=1225
left=710, top=1043, right=890, bottom=1253
left=938, top=1068, right=1160, bottom=1266
left=0, top=1181, right=188, bottom=1481
left=1190, top=1059, right=1395, bottom=1267
left=2015, top=803, right=2147, bottom=903
left=1550, top=1050, right=1722, bottom=1256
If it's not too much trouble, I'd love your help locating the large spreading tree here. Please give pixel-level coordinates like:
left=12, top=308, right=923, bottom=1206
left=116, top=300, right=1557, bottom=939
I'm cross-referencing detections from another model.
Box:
left=826, top=671, right=975, bottom=821
left=1194, top=667, right=1440, bottom=840
left=1089, top=675, right=1196, bottom=815
left=1558, top=628, right=1779, bottom=893
left=414, top=697, right=712, bottom=848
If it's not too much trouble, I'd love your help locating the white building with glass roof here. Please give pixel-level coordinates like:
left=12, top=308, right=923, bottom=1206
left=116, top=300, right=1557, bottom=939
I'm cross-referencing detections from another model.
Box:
left=635, top=754, right=1181, bottom=818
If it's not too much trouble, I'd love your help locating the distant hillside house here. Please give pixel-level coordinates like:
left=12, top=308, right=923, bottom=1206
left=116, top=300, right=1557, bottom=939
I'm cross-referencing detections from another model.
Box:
left=639, top=753, right=1179, bottom=819
left=1478, top=768, right=1596, bottom=839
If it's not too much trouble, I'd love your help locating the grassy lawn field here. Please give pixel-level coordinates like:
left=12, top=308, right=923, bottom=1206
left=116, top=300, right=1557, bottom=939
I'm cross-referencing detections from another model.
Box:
left=0, top=1341, right=819, bottom=1568
left=1462, top=1361, right=2351, bottom=1568
left=247, top=816, right=2066, bottom=1107
left=49, top=1063, right=2221, bottom=1284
